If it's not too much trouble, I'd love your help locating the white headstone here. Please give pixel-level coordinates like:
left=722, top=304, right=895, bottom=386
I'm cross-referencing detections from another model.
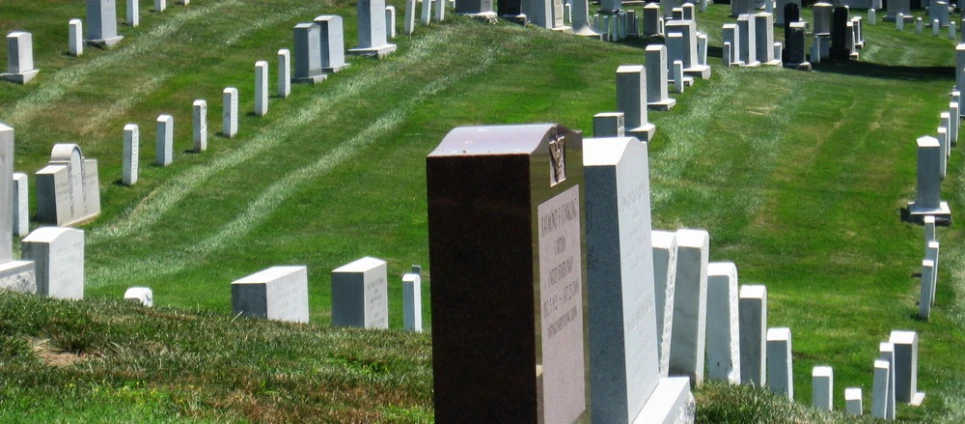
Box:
left=69, top=20, right=84, bottom=57
left=278, top=48, right=293, bottom=94
left=402, top=272, right=422, bottom=332
left=616, top=65, right=656, bottom=142
left=231, top=266, right=309, bottom=323
left=907, top=136, right=951, bottom=221
left=766, top=327, right=793, bottom=399
left=85, top=0, right=124, bottom=47
left=737, top=14, right=761, bottom=66
left=2, top=32, right=39, bottom=84
left=706, top=262, right=741, bottom=384
left=124, top=286, right=153, bottom=306
left=0, top=125, right=36, bottom=293
left=36, top=144, right=101, bottom=226
left=127, top=0, right=139, bottom=26
left=722, top=24, right=743, bottom=67
left=435, top=0, right=446, bottom=21
left=222, top=87, right=238, bottom=138
left=193, top=100, right=207, bottom=152
left=255, top=61, right=268, bottom=116
left=349, top=0, right=398, bottom=58
left=156, top=114, right=173, bottom=166
left=739, top=284, right=767, bottom=386
left=926, top=240, right=939, bottom=306
left=890, top=330, right=924, bottom=405
left=421, top=0, right=432, bottom=25
left=644, top=45, right=674, bottom=110
left=878, top=342, right=897, bottom=419
left=291, top=24, right=325, bottom=85
left=872, top=360, right=890, bottom=418
left=592, top=112, right=625, bottom=137
left=845, top=387, right=863, bottom=415
left=315, top=16, right=351, bottom=73
left=155, top=0, right=166, bottom=12
left=919, top=260, right=934, bottom=320
left=868, top=8, right=876, bottom=25
left=122, top=124, right=138, bottom=186
left=331, top=256, right=389, bottom=328
left=669, top=228, right=709, bottom=387
left=950, top=102, right=960, bottom=146
left=957, top=44, right=965, bottom=92
left=672, top=60, right=684, bottom=94
left=12, top=173, right=27, bottom=237
left=405, top=0, right=417, bottom=34
left=652, top=230, right=678, bottom=379
left=812, top=366, right=833, bottom=411
left=386, top=5, right=397, bottom=39
left=22, top=227, right=85, bottom=300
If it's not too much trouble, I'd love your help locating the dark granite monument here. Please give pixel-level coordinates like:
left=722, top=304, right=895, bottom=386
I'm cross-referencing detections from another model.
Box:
left=783, top=3, right=800, bottom=31
left=427, top=124, right=590, bottom=424
left=784, top=22, right=812, bottom=70
left=830, top=7, right=851, bottom=60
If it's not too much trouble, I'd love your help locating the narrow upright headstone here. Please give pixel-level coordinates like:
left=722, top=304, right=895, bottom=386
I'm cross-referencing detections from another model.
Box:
left=405, top=0, right=417, bottom=35
left=402, top=272, right=422, bottom=332
left=926, top=241, right=939, bottom=306
left=907, top=136, right=951, bottom=222
left=919, top=259, right=935, bottom=319
left=872, top=360, right=890, bottom=418
left=1, top=32, right=39, bottom=84
left=122, top=124, right=138, bottom=186
left=645, top=45, right=676, bottom=110
left=23, top=227, right=85, bottom=300
left=315, top=16, right=351, bottom=73
left=706, top=262, right=741, bottom=384
left=422, top=0, right=433, bottom=25
left=957, top=44, right=965, bottom=92
left=652, top=230, right=678, bottom=378
left=254, top=61, right=268, bottom=116
left=845, top=387, right=863, bottom=415
left=669, top=229, right=709, bottom=387
left=868, top=8, right=876, bottom=25
left=435, top=0, right=446, bottom=22
left=349, top=0, right=398, bottom=58
left=672, top=60, right=685, bottom=94
left=666, top=20, right=710, bottom=78
left=766, top=327, right=793, bottom=399
left=222, top=87, right=238, bottom=138
left=126, top=0, right=139, bottom=26
left=592, top=112, right=625, bottom=137
left=0, top=125, right=36, bottom=293
left=277, top=49, right=292, bottom=98
left=427, top=124, right=590, bottom=423
left=754, top=13, right=780, bottom=65
left=739, top=285, right=767, bottom=387
left=813, top=2, right=833, bottom=34
left=12, top=173, right=27, bottom=237
left=950, top=102, right=960, bottom=146
left=615, top=65, right=656, bottom=142
left=193, top=100, right=207, bottom=153
left=156, top=115, right=173, bottom=166
left=830, top=7, right=851, bottom=60
left=934, top=19, right=941, bottom=36
left=812, top=366, right=833, bottom=411
left=85, top=0, right=124, bottom=47
left=879, top=342, right=897, bottom=419
left=643, top=3, right=663, bottom=36
left=897, top=13, right=905, bottom=30
left=331, top=256, right=389, bottom=329
left=723, top=42, right=732, bottom=67
left=890, top=330, right=924, bottom=405
left=722, top=24, right=743, bottom=67
left=155, top=0, right=166, bottom=12
left=292, top=24, right=325, bottom=84
left=738, top=14, right=761, bottom=66
left=386, top=5, right=397, bottom=39
left=697, top=33, right=708, bottom=67
left=69, top=20, right=84, bottom=57
left=231, top=266, right=309, bottom=323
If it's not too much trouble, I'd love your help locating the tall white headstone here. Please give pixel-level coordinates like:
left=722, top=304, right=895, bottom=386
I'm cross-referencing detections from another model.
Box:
left=879, top=342, right=897, bottom=419
left=907, top=136, right=951, bottom=222
left=766, top=327, right=793, bottom=399
left=278, top=48, right=293, bottom=95
left=12, top=173, right=27, bottom=237
left=127, top=0, right=139, bottom=26
left=405, top=0, right=417, bottom=35
left=652, top=230, right=678, bottom=378
left=402, top=272, right=422, bottom=332
left=645, top=45, right=676, bottom=110
left=669, top=228, right=709, bottom=387
left=155, top=0, right=166, bottom=12
left=69, top=20, right=84, bottom=57
left=926, top=240, right=939, bottom=306
left=2, top=32, right=39, bottom=84
left=315, top=16, right=351, bottom=73
left=156, top=115, right=173, bottom=166
left=193, top=100, right=207, bottom=152
left=706, top=262, right=741, bottom=384
left=890, top=330, right=924, bottom=405
left=386, top=5, right=397, bottom=39
left=86, top=0, right=124, bottom=47
left=22, top=227, right=85, bottom=300
left=222, top=87, right=238, bottom=138
left=231, top=266, right=310, bottom=323
left=435, top=0, right=446, bottom=21
left=616, top=65, right=656, bottom=142
left=0, top=125, right=36, bottom=293
left=292, top=24, right=325, bottom=85
left=349, top=0, right=398, bottom=58
left=739, top=285, right=767, bottom=386
left=254, top=61, right=268, bottom=116
left=920, top=259, right=935, bottom=320
left=122, top=124, right=138, bottom=186
left=872, top=360, right=890, bottom=418
left=812, top=366, right=833, bottom=411
left=331, top=257, right=389, bottom=328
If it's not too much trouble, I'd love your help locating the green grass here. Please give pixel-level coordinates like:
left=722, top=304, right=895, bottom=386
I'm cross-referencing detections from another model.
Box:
left=1, top=0, right=965, bottom=421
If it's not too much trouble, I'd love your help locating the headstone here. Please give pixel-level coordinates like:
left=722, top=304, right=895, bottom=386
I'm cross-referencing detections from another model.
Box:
left=732, top=0, right=753, bottom=17
left=435, top=0, right=446, bottom=22
left=814, top=2, right=833, bottom=34
left=810, top=37, right=821, bottom=63
left=706, top=262, right=741, bottom=384
left=402, top=272, right=422, bottom=332
left=682, top=3, right=695, bottom=20
left=738, top=284, right=767, bottom=386
left=934, top=19, right=941, bottom=36
left=405, top=0, right=417, bottom=35
left=0, top=125, right=36, bottom=294
left=85, top=0, right=124, bottom=47
left=350, top=0, right=398, bottom=57
left=584, top=136, right=660, bottom=424
left=12, top=173, right=27, bottom=237
left=1, top=32, right=39, bottom=84
left=190, top=100, right=207, bottom=153
left=426, top=124, right=590, bottom=423
left=930, top=1, right=950, bottom=26
left=222, top=87, right=238, bottom=138
left=766, top=327, right=793, bottom=399
left=890, top=331, right=925, bottom=405
left=571, top=0, right=599, bottom=36
left=127, top=0, right=139, bottom=26
left=950, top=102, right=960, bottom=146
left=872, top=360, right=890, bottom=418
left=853, top=16, right=864, bottom=48
left=868, top=8, right=876, bottom=25
left=616, top=65, right=656, bottom=142
left=156, top=115, right=173, bottom=166
left=957, top=44, right=965, bottom=92
left=122, top=124, right=138, bottom=186
left=255, top=61, right=268, bottom=116
left=410, top=264, right=422, bottom=275
left=643, top=3, right=663, bottom=36
left=652, top=230, right=678, bottom=378
left=738, top=14, right=761, bottom=66
left=845, top=387, right=863, bottom=415
left=897, top=13, right=905, bottom=30
left=36, top=144, right=101, bottom=226
left=123, top=286, right=153, bottom=306
left=723, top=42, right=733, bottom=67
left=885, top=0, right=911, bottom=22
left=784, top=22, right=811, bottom=70
left=926, top=240, right=939, bottom=306
left=331, top=256, right=389, bottom=329
left=812, top=366, right=833, bottom=411
left=673, top=61, right=685, bottom=94
left=69, top=20, right=83, bottom=57
left=722, top=24, right=744, bottom=66
left=919, top=259, right=935, bottom=319
left=315, top=16, right=351, bottom=74
left=663, top=0, right=683, bottom=18
left=924, top=215, right=936, bottom=246
left=666, top=20, right=711, bottom=78
left=292, top=24, right=325, bottom=84
left=645, top=45, right=676, bottom=110
left=155, top=0, right=166, bottom=12
left=422, top=0, right=433, bottom=25
left=845, top=22, right=858, bottom=59
left=22, top=227, right=84, bottom=300
left=669, top=229, right=709, bottom=387
left=907, top=136, right=951, bottom=223
left=777, top=0, right=800, bottom=26
left=830, top=7, right=851, bottom=59
left=755, top=13, right=780, bottom=65
left=938, top=123, right=948, bottom=180
left=277, top=49, right=292, bottom=97
left=879, top=342, right=897, bottom=419
left=386, top=6, right=397, bottom=39
left=231, top=266, right=309, bottom=323
left=697, top=33, right=708, bottom=66
left=592, top=112, right=625, bottom=137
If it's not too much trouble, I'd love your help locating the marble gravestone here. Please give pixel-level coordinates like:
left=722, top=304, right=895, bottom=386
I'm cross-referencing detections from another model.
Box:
left=957, top=45, right=965, bottom=102
left=404, top=0, right=416, bottom=35
left=907, top=136, right=951, bottom=223
left=666, top=20, right=711, bottom=79
left=706, top=262, right=741, bottom=384
left=331, top=256, right=389, bottom=329
left=616, top=65, right=656, bottom=142
left=349, top=0, right=398, bottom=58
left=738, top=285, right=767, bottom=386
left=254, top=61, right=268, bottom=116
left=69, top=20, right=84, bottom=57
left=592, top=112, right=625, bottom=137
left=193, top=100, right=207, bottom=152
left=277, top=49, right=291, bottom=98
left=427, top=124, right=590, bottom=424
left=293, top=23, right=326, bottom=84
left=722, top=24, right=744, bottom=67
left=386, top=6, right=397, bottom=39
left=669, top=228, right=709, bottom=387
left=846, top=387, right=863, bottom=415
left=0, top=124, right=37, bottom=294
left=767, top=327, right=793, bottom=400
left=12, top=173, right=28, bottom=237
left=2, top=32, right=39, bottom=84
left=890, top=330, right=924, bottom=405
left=872, top=360, right=890, bottom=419
left=156, top=114, right=174, bottom=166
left=36, top=144, right=101, bottom=226
left=643, top=3, right=663, bottom=37
left=812, top=366, right=833, bottom=411
left=122, top=124, right=138, bottom=186
left=124, top=286, right=153, bottom=307
left=86, top=0, right=124, bottom=47
left=155, top=0, right=166, bottom=12
left=222, top=87, right=238, bottom=138
left=879, top=342, right=897, bottom=419
left=231, top=266, right=309, bottom=323
left=645, top=45, right=676, bottom=110
left=754, top=13, right=781, bottom=66
left=652, top=230, right=678, bottom=378
left=315, top=16, right=351, bottom=73
left=127, top=0, right=139, bottom=27
left=813, top=2, right=833, bottom=35
left=22, top=227, right=85, bottom=300
left=738, top=14, right=761, bottom=67
left=402, top=272, right=422, bottom=332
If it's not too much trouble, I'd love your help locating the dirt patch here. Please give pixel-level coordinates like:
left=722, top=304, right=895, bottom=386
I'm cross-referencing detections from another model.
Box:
left=29, top=338, right=85, bottom=367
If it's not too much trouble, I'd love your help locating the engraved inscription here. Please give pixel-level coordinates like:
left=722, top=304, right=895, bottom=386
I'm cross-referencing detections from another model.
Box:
left=367, top=276, right=388, bottom=327
left=549, top=133, right=566, bottom=186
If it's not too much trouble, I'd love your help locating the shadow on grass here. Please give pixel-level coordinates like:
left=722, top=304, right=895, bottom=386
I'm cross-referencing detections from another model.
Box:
left=812, top=58, right=954, bottom=81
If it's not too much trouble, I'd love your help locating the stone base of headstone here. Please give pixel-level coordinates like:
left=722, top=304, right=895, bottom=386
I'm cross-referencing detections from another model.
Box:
left=85, top=36, right=124, bottom=48
left=459, top=11, right=499, bottom=23
left=635, top=377, right=696, bottom=424
left=322, top=63, right=351, bottom=74
left=628, top=123, right=656, bottom=142
left=784, top=60, right=812, bottom=71
left=910, top=392, right=926, bottom=406
left=0, top=260, right=36, bottom=294
left=292, top=74, right=327, bottom=84
left=347, top=44, right=397, bottom=59
left=683, top=65, right=712, bottom=80
left=648, top=97, right=677, bottom=111
left=0, top=69, right=39, bottom=85
left=905, top=202, right=952, bottom=225
left=552, top=25, right=574, bottom=32
left=500, top=13, right=529, bottom=25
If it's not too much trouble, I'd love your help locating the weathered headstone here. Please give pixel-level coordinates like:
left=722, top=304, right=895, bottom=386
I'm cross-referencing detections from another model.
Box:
left=845, top=387, right=863, bottom=415
left=784, top=22, right=811, bottom=70
left=123, top=286, right=153, bottom=306
left=812, top=366, right=833, bottom=411
left=23, top=227, right=84, bottom=300
left=879, top=342, right=897, bottom=419
left=0, top=125, right=36, bottom=293
left=349, top=0, right=398, bottom=58
left=645, top=45, right=676, bottom=110
left=122, top=124, right=138, bottom=186
left=86, top=0, right=124, bottom=47
left=313, top=17, right=350, bottom=75
left=754, top=12, right=781, bottom=65
left=386, top=6, right=397, bottom=38
left=222, top=87, right=238, bottom=138
left=255, top=61, right=268, bottom=116
left=192, top=100, right=207, bottom=152
left=36, top=144, right=101, bottom=226
left=872, top=360, right=890, bottom=418
left=12, top=173, right=27, bottom=237
left=738, top=14, right=761, bottom=66
left=427, top=124, right=589, bottom=423
left=652, top=230, right=677, bottom=379
left=2, top=32, right=39, bottom=84
left=231, top=266, right=309, bottom=323
left=616, top=65, right=656, bottom=142
left=766, top=327, right=793, bottom=399
left=127, top=0, right=139, bottom=27
left=402, top=272, right=422, bottom=332
left=156, top=114, right=173, bottom=166
left=738, top=284, right=767, bottom=386
left=293, top=24, right=325, bottom=84
left=669, top=229, right=709, bottom=387
left=69, top=20, right=83, bottom=57
left=331, top=256, right=389, bottom=329
left=278, top=49, right=292, bottom=97
left=706, top=262, right=741, bottom=384
left=907, top=136, right=951, bottom=223
left=890, top=330, right=924, bottom=405
left=592, top=112, right=625, bottom=137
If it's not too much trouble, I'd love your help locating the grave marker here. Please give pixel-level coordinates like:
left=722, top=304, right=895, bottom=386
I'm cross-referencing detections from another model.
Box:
left=22, top=227, right=84, bottom=300
left=592, top=112, right=625, bottom=137
left=0, top=125, right=36, bottom=293
left=645, top=45, right=676, bottom=110
left=223, top=87, right=238, bottom=138
left=278, top=49, right=292, bottom=97
left=86, top=0, right=124, bottom=47
left=402, top=272, right=422, bottom=332
left=766, top=327, right=793, bottom=399
left=405, top=0, right=417, bottom=35
left=879, top=342, right=897, bottom=419
left=386, top=6, right=397, bottom=39
left=122, top=124, right=138, bottom=186
left=156, top=115, right=173, bottom=166
left=331, top=256, right=389, bottom=329
left=69, top=20, right=84, bottom=57
left=616, top=65, right=656, bottom=142
left=124, top=286, right=153, bottom=306
left=890, top=330, right=925, bottom=405
left=193, top=100, right=207, bottom=152
left=255, top=61, right=268, bottom=116
left=845, top=387, right=863, bottom=415
left=669, top=229, right=709, bottom=387
left=315, top=16, right=351, bottom=74
left=652, top=230, right=677, bottom=378
left=872, top=360, right=890, bottom=418
left=812, top=366, right=833, bottom=411
left=907, top=136, right=951, bottom=223
left=127, top=0, right=139, bottom=27
left=36, top=144, right=101, bottom=226
left=12, top=173, right=27, bottom=237
left=349, top=0, right=398, bottom=58
left=293, top=24, right=325, bottom=84
left=1, top=32, right=39, bottom=84
left=706, top=262, right=741, bottom=384
left=231, top=266, right=309, bottom=323
left=739, top=285, right=767, bottom=386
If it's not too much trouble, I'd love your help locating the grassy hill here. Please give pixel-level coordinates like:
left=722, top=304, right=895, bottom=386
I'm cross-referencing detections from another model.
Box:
left=1, top=0, right=965, bottom=421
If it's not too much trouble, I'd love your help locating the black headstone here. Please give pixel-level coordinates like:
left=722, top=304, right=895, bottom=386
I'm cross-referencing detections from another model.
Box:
left=785, top=22, right=808, bottom=65
left=499, top=0, right=522, bottom=17
left=830, top=6, right=851, bottom=60
left=784, top=3, right=801, bottom=31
